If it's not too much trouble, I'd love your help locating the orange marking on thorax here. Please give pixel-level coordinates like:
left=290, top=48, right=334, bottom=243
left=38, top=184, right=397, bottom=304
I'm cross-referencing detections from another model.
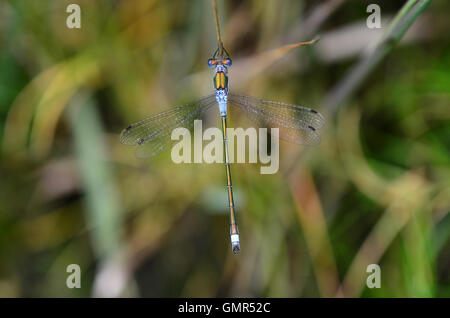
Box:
left=215, top=73, right=221, bottom=89
left=220, top=73, right=225, bottom=89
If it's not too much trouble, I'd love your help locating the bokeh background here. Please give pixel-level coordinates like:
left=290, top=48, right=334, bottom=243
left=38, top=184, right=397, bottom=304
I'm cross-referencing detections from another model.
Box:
left=0, top=0, right=449, bottom=297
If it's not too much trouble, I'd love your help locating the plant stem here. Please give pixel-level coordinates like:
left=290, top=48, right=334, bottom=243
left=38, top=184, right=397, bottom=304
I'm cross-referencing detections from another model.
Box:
left=323, top=0, right=432, bottom=114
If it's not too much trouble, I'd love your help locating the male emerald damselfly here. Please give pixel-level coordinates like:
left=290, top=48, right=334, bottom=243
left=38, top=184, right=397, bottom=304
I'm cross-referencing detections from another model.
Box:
left=120, top=46, right=325, bottom=254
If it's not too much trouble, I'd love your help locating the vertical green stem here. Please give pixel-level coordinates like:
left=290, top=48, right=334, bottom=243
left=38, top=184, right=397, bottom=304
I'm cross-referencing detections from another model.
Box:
left=323, top=0, right=432, bottom=113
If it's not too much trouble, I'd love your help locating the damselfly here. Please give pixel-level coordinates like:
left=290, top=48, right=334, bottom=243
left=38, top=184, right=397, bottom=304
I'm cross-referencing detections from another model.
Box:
left=120, top=46, right=325, bottom=255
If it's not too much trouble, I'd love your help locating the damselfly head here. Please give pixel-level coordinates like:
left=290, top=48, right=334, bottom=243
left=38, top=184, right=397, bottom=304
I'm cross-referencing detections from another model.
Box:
left=209, top=45, right=231, bottom=68
left=208, top=58, right=232, bottom=68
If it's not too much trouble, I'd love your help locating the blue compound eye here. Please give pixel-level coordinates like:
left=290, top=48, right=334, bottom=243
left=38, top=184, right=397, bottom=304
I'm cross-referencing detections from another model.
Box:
left=208, top=59, right=216, bottom=67
left=224, top=58, right=232, bottom=66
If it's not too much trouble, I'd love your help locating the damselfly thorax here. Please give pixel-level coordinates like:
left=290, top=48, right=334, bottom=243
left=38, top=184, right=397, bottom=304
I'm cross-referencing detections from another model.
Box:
left=208, top=49, right=231, bottom=117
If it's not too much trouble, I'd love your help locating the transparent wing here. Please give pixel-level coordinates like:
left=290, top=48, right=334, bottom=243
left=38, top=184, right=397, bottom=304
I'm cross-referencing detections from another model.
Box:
left=120, top=94, right=216, bottom=158
left=228, top=93, right=325, bottom=146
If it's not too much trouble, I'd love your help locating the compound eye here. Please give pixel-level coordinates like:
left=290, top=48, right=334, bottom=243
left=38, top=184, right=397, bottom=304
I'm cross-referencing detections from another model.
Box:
left=207, top=59, right=217, bottom=67
left=224, top=58, right=232, bottom=66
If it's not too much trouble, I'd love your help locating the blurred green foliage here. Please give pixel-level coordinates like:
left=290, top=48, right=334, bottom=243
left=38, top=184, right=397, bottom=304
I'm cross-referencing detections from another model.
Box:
left=0, top=0, right=448, bottom=297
